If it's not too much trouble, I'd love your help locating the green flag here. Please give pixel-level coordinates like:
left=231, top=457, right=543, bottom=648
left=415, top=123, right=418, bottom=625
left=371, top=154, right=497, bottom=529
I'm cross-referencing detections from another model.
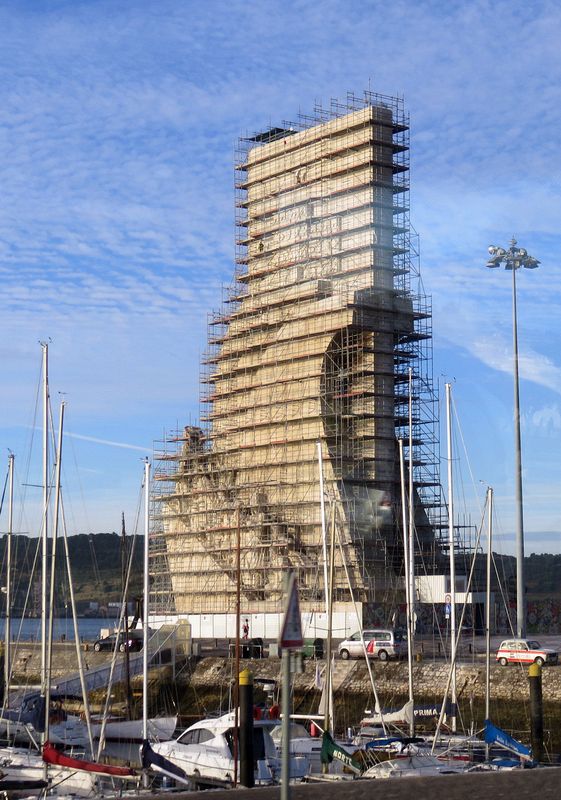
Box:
left=320, top=732, right=362, bottom=775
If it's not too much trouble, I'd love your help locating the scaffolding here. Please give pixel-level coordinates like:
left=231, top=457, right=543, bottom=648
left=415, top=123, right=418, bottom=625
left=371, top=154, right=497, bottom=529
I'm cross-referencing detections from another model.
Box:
left=150, top=91, right=444, bottom=621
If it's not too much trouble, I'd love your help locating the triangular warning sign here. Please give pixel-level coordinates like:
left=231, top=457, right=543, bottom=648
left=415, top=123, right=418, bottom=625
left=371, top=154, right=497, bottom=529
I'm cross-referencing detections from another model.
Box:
left=279, top=574, right=303, bottom=649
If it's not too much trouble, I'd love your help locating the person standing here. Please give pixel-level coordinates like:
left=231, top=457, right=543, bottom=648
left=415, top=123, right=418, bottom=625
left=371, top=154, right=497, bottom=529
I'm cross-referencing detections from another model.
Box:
left=242, top=618, right=250, bottom=639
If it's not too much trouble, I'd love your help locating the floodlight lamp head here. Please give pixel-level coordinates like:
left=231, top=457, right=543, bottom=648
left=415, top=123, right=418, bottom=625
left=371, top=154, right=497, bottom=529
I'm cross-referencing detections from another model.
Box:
left=488, top=246, right=498, bottom=255
left=524, top=257, right=540, bottom=269
left=518, top=248, right=527, bottom=257
left=496, top=247, right=506, bottom=257
left=486, top=259, right=501, bottom=268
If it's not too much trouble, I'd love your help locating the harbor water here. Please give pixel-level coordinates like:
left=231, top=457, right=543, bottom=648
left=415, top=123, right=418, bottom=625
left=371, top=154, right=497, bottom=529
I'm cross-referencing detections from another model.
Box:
left=0, top=617, right=116, bottom=643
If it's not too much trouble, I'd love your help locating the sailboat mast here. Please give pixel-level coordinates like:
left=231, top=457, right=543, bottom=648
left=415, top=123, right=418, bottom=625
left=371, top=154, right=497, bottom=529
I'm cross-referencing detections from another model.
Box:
left=485, top=487, right=493, bottom=725
left=323, top=502, right=336, bottom=739
left=316, top=442, right=329, bottom=618
left=4, top=453, right=14, bottom=696
left=407, top=368, right=415, bottom=653
left=45, top=401, right=65, bottom=742
left=398, top=439, right=414, bottom=735
left=445, top=383, right=457, bottom=733
left=41, top=342, right=49, bottom=690
left=142, top=458, right=150, bottom=746
left=121, top=512, right=133, bottom=720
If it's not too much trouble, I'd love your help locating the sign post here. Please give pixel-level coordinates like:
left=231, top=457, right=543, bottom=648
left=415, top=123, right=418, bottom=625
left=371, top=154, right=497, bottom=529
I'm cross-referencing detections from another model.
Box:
left=279, top=572, right=303, bottom=800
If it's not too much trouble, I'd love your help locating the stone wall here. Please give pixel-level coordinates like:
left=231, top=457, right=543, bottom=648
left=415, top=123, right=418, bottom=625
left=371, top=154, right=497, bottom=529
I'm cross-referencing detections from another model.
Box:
left=7, top=641, right=110, bottom=681
left=190, top=656, right=561, bottom=704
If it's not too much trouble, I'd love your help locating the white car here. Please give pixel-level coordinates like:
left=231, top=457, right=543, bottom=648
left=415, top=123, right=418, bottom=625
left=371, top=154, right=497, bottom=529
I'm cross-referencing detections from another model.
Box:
left=496, top=639, right=558, bottom=667
left=338, top=629, right=405, bottom=661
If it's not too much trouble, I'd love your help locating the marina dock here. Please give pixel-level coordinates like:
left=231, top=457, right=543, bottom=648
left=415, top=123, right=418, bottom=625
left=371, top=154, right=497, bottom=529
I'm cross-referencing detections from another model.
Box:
left=147, top=767, right=561, bottom=800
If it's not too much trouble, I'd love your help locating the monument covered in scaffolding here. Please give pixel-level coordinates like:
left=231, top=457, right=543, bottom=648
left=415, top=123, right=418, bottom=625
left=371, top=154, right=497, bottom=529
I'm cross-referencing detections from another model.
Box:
left=152, top=92, right=443, bottom=633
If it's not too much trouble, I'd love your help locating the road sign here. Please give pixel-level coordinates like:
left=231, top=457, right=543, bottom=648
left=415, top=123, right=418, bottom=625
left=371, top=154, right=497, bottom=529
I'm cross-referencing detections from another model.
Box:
left=279, top=574, right=303, bottom=649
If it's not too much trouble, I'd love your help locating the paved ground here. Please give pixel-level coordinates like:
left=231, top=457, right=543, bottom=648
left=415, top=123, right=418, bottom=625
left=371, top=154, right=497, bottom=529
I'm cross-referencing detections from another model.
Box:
left=196, top=634, right=561, bottom=662
left=147, top=767, right=561, bottom=800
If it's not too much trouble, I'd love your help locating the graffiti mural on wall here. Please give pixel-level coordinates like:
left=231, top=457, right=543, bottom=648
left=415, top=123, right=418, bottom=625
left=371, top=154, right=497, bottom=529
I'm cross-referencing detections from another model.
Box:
left=364, top=600, right=558, bottom=635
left=527, top=600, right=561, bottom=633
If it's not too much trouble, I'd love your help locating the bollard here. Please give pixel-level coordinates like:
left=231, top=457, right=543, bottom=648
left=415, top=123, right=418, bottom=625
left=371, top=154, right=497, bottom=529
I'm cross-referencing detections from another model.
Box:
left=239, top=668, right=254, bottom=787
left=528, top=662, right=544, bottom=762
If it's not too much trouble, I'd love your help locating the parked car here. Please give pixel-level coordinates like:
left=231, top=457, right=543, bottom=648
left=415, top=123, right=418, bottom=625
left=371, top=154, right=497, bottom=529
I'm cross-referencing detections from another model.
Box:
left=496, top=639, right=558, bottom=667
left=338, top=629, right=405, bottom=661
left=93, top=630, right=144, bottom=653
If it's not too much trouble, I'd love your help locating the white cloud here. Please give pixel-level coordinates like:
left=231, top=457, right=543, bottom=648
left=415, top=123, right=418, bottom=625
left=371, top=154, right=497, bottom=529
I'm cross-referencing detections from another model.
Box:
left=2, top=0, right=561, bottom=541
left=468, top=337, right=561, bottom=396
left=531, top=405, right=561, bottom=432
left=64, top=431, right=150, bottom=452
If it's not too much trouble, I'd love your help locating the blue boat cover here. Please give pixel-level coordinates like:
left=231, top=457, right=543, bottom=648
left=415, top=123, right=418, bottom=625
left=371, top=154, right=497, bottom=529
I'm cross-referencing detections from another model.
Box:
left=483, top=719, right=531, bottom=761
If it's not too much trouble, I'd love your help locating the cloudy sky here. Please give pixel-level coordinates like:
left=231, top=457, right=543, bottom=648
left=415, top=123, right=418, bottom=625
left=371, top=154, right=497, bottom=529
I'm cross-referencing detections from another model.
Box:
left=1, top=0, right=560, bottom=555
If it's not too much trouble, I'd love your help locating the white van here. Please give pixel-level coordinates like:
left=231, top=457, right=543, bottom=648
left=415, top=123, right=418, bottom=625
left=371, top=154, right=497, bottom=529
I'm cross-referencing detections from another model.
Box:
left=338, top=629, right=405, bottom=661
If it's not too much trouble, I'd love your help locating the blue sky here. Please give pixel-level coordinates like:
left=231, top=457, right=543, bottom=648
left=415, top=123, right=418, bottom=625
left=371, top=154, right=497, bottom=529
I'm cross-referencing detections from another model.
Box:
left=0, top=0, right=560, bottom=555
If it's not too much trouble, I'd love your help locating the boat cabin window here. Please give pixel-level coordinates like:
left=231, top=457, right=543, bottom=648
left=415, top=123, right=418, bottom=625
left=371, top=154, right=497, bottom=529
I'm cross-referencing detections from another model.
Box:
left=177, top=730, right=197, bottom=745
left=177, top=728, right=214, bottom=746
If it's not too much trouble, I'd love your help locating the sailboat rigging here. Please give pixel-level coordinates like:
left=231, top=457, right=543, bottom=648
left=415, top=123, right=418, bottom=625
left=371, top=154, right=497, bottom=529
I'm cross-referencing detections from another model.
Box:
left=4, top=453, right=14, bottom=718
left=141, top=458, right=150, bottom=787
left=446, top=382, right=458, bottom=733
left=398, top=438, right=414, bottom=737
left=485, top=486, right=493, bottom=762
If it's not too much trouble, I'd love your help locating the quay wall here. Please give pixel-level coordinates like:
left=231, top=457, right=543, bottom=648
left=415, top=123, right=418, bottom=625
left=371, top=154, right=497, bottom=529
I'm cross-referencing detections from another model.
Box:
left=189, top=656, right=561, bottom=703
left=7, top=642, right=122, bottom=681
left=9, top=646, right=561, bottom=706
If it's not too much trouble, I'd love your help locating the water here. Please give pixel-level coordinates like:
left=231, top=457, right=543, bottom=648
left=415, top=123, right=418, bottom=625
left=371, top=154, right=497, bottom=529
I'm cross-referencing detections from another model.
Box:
left=0, top=617, right=117, bottom=642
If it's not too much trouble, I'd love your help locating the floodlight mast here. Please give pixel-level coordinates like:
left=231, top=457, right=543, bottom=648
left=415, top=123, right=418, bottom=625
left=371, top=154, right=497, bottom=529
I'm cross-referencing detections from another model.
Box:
left=485, top=238, right=540, bottom=638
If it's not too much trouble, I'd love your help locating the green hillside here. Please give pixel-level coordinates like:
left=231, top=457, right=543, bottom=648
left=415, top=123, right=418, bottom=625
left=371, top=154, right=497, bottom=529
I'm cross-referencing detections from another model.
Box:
left=525, top=552, right=561, bottom=598
left=0, top=533, right=143, bottom=615
left=2, top=533, right=558, bottom=617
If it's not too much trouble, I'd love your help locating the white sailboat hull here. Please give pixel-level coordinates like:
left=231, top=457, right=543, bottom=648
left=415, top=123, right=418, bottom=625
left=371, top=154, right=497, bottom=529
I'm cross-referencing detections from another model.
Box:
left=363, top=754, right=467, bottom=779
left=0, top=715, right=88, bottom=748
left=0, top=746, right=96, bottom=796
left=151, top=740, right=280, bottom=786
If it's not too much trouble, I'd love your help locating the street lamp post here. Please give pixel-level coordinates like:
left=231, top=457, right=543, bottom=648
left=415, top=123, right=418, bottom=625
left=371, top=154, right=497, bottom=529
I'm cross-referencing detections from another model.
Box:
left=486, top=238, right=539, bottom=638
